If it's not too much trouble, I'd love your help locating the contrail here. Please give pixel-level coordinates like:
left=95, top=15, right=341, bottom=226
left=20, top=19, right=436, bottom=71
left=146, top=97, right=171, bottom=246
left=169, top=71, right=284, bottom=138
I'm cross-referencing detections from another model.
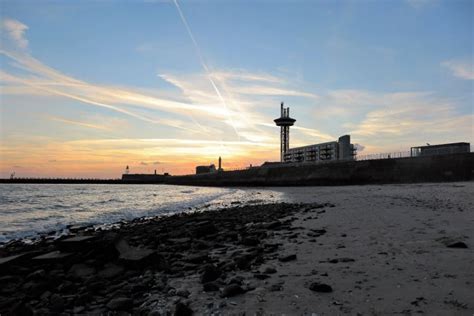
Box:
left=173, top=0, right=240, bottom=139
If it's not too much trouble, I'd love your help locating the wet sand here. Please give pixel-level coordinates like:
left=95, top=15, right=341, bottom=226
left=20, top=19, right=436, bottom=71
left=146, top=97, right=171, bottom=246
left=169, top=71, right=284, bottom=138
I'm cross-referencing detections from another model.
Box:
left=0, top=182, right=473, bottom=315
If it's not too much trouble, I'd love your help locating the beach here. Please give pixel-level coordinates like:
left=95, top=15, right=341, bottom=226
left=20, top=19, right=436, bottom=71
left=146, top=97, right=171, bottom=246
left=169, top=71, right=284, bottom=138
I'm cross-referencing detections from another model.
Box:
left=0, top=182, right=473, bottom=315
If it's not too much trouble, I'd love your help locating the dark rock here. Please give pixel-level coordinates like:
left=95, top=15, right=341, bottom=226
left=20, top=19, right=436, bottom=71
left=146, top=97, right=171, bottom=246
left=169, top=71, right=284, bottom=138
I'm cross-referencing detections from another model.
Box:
left=26, top=269, right=46, bottom=281
left=309, top=282, right=333, bottom=293
left=32, top=251, right=74, bottom=263
left=221, top=284, right=245, bottom=298
left=270, top=284, right=282, bottom=291
left=194, top=224, right=217, bottom=237
left=174, top=302, right=193, bottom=316
left=177, top=289, right=190, bottom=298
left=75, top=292, right=93, bottom=305
left=200, top=264, right=221, bottom=284
left=57, top=235, right=96, bottom=251
left=234, top=252, right=257, bottom=270
left=265, top=221, right=282, bottom=229
left=50, top=294, right=65, bottom=313
left=68, top=263, right=96, bottom=279
left=328, top=257, right=355, bottom=263
left=115, top=239, right=166, bottom=269
left=447, top=242, right=468, bottom=249
left=228, top=276, right=244, bottom=285
left=241, top=237, right=259, bottom=246
left=186, top=253, right=209, bottom=264
left=106, top=297, right=133, bottom=311
left=254, top=274, right=270, bottom=280
left=278, top=254, right=297, bottom=262
left=9, top=302, right=34, bottom=316
left=203, top=282, right=219, bottom=292
left=262, top=267, right=277, bottom=274
left=311, top=229, right=327, bottom=236
left=98, top=263, right=125, bottom=279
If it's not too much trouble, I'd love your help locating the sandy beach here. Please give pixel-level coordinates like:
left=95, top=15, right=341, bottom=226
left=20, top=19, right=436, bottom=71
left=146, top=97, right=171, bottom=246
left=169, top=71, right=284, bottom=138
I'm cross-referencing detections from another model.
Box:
left=0, top=182, right=473, bottom=315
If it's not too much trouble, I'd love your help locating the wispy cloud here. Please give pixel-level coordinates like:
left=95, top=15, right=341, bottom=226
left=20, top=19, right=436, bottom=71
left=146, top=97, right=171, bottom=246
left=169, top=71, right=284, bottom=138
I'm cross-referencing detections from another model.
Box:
left=1, top=18, right=29, bottom=49
left=441, top=59, right=474, bottom=80
left=46, top=115, right=117, bottom=131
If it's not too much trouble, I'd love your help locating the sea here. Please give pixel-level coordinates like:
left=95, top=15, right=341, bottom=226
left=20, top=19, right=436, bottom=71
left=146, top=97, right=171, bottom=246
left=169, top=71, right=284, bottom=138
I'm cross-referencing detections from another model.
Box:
left=0, top=183, right=285, bottom=244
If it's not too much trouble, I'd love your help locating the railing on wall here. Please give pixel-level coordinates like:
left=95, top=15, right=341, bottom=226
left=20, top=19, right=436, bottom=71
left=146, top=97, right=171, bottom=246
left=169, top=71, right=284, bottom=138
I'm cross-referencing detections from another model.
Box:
left=355, top=151, right=411, bottom=161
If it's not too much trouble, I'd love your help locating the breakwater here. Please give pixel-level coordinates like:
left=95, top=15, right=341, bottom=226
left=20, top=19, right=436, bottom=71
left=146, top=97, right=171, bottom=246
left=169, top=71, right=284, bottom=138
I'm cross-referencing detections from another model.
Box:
left=124, top=152, right=474, bottom=186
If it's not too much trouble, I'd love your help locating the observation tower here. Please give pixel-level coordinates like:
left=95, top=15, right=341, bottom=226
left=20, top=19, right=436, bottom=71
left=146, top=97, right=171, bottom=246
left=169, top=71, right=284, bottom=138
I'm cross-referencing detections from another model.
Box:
left=274, top=102, right=296, bottom=162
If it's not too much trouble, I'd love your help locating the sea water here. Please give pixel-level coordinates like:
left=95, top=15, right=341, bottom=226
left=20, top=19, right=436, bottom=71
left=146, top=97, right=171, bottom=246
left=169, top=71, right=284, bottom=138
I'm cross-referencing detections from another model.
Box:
left=0, top=183, right=284, bottom=243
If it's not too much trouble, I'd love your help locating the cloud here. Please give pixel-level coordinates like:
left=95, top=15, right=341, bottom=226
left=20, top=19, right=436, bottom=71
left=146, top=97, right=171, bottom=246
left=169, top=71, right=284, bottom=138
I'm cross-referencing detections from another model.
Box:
left=354, top=144, right=365, bottom=152
left=441, top=59, right=474, bottom=80
left=140, top=161, right=148, bottom=165
left=2, top=18, right=29, bottom=49
left=47, top=116, right=112, bottom=131
left=348, top=92, right=473, bottom=148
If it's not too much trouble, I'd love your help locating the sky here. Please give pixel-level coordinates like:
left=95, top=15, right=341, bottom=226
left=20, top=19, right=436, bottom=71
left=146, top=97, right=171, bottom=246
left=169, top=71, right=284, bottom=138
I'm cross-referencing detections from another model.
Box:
left=0, top=0, right=472, bottom=177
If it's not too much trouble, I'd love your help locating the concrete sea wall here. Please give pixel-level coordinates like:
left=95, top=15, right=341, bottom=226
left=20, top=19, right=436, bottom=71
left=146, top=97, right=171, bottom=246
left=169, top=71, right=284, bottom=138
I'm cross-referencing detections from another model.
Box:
left=157, top=152, right=474, bottom=186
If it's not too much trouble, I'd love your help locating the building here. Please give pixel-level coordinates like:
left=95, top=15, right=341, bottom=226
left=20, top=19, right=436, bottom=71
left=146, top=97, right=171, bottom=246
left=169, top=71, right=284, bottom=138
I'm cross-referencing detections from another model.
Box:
left=410, top=142, right=470, bottom=157
left=274, top=102, right=355, bottom=163
left=196, top=164, right=216, bottom=174
left=284, top=135, right=356, bottom=163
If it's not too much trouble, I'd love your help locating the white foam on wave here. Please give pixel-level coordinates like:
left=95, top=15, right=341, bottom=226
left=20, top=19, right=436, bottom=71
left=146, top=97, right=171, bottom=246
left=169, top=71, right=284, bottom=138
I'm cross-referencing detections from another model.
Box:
left=0, top=184, right=283, bottom=244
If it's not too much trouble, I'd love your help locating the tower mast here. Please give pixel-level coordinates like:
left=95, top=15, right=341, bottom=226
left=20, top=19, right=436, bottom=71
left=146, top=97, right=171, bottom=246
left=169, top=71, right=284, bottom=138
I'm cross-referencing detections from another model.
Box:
left=274, top=102, right=296, bottom=162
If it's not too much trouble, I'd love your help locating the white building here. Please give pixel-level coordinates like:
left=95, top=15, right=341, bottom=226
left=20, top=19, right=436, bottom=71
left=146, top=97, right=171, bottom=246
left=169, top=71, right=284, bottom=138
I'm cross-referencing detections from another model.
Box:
left=284, top=135, right=355, bottom=163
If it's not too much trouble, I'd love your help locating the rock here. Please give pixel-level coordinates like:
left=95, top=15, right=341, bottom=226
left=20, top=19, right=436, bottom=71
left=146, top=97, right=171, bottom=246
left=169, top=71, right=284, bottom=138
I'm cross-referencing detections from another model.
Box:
left=98, top=263, right=125, bottom=279
left=200, top=264, right=221, bottom=284
left=68, top=263, right=96, bottom=279
left=203, top=282, right=219, bottom=292
left=50, top=294, right=65, bottom=313
left=194, top=224, right=217, bottom=237
left=447, top=242, right=468, bottom=249
left=278, top=254, right=297, bottom=262
left=115, top=239, right=166, bottom=269
left=270, top=284, right=282, bottom=291
left=328, top=257, right=355, bottom=263
left=26, top=269, right=46, bottom=281
left=309, top=282, right=333, bottom=293
left=233, top=252, right=257, bottom=270
left=253, top=273, right=270, bottom=280
left=9, top=302, right=34, bottom=316
left=311, top=229, right=327, bottom=236
left=262, top=267, right=277, bottom=274
left=241, top=237, right=259, bottom=246
left=228, top=276, right=244, bottom=285
left=107, top=297, right=133, bottom=311
left=57, top=235, right=96, bottom=251
left=177, top=289, right=190, bottom=298
left=186, top=253, right=209, bottom=264
left=0, top=253, right=30, bottom=269
left=174, top=302, right=193, bottom=316
left=32, top=251, right=74, bottom=263
left=221, top=284, right=245, bottom=298
left=265, top=221, right=281, bottom=229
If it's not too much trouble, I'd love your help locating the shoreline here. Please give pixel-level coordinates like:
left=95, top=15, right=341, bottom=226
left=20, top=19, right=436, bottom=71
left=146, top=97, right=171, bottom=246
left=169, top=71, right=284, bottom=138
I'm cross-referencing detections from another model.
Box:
left=1, top=183, right=473, bottom=315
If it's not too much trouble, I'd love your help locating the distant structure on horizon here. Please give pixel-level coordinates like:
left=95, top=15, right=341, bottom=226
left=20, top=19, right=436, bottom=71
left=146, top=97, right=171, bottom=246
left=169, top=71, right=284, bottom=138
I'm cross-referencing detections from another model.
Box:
left=274, top=102, right=356, bottom=163
left=196, top=156, right=224, bottom=174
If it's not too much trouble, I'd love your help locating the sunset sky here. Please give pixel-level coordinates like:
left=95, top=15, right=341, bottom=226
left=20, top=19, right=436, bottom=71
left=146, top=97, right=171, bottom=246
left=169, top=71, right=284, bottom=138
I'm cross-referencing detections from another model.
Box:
left=0, top=0, right=472, bottom=177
